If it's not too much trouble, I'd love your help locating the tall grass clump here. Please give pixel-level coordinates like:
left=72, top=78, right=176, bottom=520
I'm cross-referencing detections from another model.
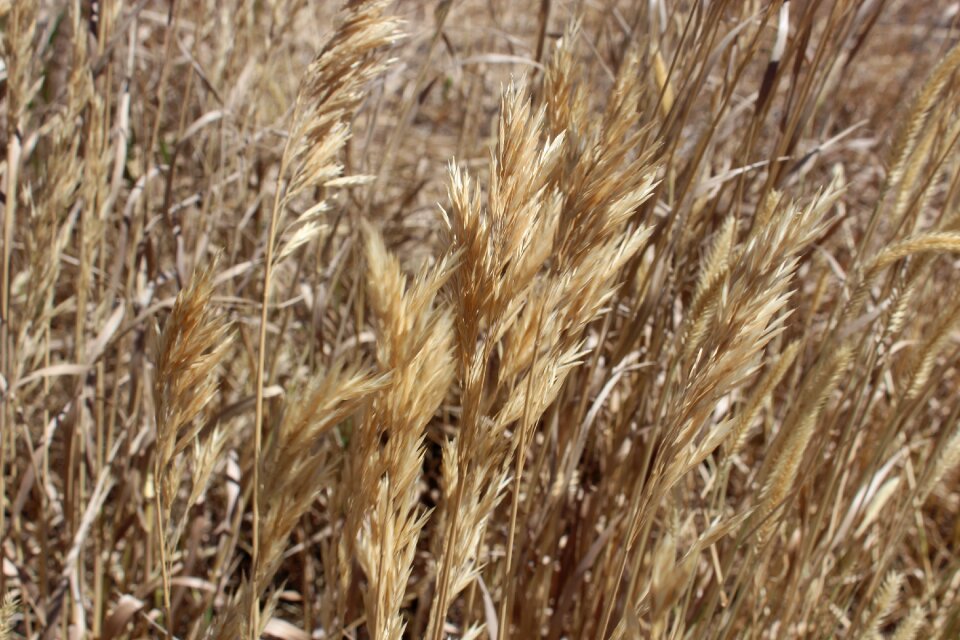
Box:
left=3, top=1, right=960, bottom=638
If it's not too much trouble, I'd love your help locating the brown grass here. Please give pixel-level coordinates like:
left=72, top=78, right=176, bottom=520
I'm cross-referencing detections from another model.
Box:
left=3, top=0, right=960, bottom=638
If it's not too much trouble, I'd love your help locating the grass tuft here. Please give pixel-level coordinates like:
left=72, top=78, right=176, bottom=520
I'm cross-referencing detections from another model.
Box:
left=2, top=1, right=960, bottom=638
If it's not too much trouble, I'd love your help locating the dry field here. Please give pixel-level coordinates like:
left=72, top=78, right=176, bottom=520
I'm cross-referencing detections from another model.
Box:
left=2, top=0, right=960, bottom=638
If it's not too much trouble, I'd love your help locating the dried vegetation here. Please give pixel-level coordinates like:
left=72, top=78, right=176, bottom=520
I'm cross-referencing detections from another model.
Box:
left=2, top=0, right=960, bottom=638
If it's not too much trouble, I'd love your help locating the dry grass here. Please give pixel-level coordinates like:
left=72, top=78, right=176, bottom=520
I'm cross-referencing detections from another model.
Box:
left=2, top=0, right=960, bottom=638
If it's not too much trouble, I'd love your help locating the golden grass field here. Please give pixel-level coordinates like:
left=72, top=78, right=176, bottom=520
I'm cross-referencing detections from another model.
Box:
left=2, top=0, right=960, bottom=637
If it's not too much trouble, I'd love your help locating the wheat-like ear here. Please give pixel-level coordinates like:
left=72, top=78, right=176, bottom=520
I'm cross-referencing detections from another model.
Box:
left=338, top=222, right=456, bottom=640
left=859, top=571, right=903, bottom=638
left=886, top=41, right=960, bottom=198
left=429, top=82, right=567, bottom=640
left=682, top=215, right=738, bottom=361
left=0, top=592, right=16, bottom=640
left=552, top=48, right=658, bottom=268
left=752, top=343, right=852, bottom=544
left=901, top=294, right=960, bottom=400
left=917, top=424, right=960, bottom=505
left=260, top=363, right=388, bottom=584
left=868, top=232, right=960, bottom=274
left=155, top=261, right=231, bottom=469
left=273, top=1, right=403, bottom=263
left=208, top=362, right=387, bottom=640
left=842, top=231, right=960, bottom=328
left=690, top=215, right=738, bottom=319
left=891, top=605, right=925, bottom=640
left=725, top=340, right=802, bottom=457
left=251, top=3, right=402, bottom=635
left=154, top=258, right=231, bottom=631
left=544, top=21, right=588, bottom=142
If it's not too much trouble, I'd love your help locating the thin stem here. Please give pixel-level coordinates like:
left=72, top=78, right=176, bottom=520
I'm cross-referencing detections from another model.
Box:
left=0, top=86, right=20, bottom=602
left=498, top=305, right=545, bottom=640
left=155, top=480, right=173, bottom=639
left=252, top=140, right=291, bottom=638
